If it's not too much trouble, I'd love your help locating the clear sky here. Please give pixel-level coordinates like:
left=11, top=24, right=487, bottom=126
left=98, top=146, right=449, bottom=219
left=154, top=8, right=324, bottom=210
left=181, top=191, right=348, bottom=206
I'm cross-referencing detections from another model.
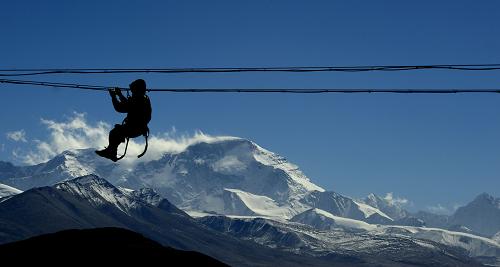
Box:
left=1, top=0, right=500, bottom=214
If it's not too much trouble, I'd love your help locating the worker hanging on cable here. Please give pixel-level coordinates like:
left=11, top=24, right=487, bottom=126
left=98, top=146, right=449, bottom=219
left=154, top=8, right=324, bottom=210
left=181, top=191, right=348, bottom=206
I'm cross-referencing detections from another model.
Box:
left=96, top=79, right=152, bottom=162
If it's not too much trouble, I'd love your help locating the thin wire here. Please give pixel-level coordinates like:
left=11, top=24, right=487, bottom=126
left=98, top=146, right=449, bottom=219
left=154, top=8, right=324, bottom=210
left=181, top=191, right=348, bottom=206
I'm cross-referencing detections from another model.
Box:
left=1, top=78, right=500, bottom=94
left=1, top=64, right=500, bottom=77
left=0, top=78, right=108, bottom=91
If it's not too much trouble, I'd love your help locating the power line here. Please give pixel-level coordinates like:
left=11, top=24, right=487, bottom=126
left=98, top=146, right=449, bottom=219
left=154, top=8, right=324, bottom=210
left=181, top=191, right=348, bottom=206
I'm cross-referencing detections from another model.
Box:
left=1, top=64, right=500, bottom=77
left=1, top=78, right=500, bottom=94
left=0, top=78, right=107, bottom=91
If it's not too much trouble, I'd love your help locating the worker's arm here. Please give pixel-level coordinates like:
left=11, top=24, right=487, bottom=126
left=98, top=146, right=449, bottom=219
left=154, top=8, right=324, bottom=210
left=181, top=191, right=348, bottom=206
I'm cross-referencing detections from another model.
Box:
left=109, top=88, right=129, bottom=113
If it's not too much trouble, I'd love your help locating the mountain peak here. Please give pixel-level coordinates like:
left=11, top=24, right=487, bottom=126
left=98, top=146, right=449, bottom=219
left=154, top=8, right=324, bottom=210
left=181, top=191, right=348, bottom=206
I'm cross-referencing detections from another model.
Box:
left=474, top=192, right=495, bottom=202
left=362, top=193, right=408, bottom=220
left=450, top=193, right=500, bottom=236
left=61, top=174, right=110, bottom=186
left=469, top=193, right=500, bottom=209
left=55, top=175, right=139, bottom=214
left=55, top=174, right=120, bottom=198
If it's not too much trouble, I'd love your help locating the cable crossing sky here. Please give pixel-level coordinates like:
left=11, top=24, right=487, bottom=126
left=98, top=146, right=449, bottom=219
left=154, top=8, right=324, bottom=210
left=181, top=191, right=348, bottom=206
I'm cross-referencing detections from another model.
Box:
left=1, top=63, right=500, bottom=94
left=1, top=78, right=500, bottom=94
left=1, top=64, right=500, bottom=77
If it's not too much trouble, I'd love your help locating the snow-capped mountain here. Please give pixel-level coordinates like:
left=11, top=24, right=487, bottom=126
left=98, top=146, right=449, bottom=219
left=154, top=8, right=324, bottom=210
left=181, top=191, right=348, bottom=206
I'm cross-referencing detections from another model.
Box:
left=54, top=174, right=144, bottom=215
left=0, top=183, right=22, bottom=198
left=152, top=139, right=389, bottom=224
left=2, top=172, right=500, bottom=266
left=0, top=138, right=391, bottom=224
left=0, top=149, right=117, bottom=190
left=0, top=175, right=328, bottom=267
left=200, top=215, right=493, bottom=266
left=407, top=194, right=500, bottom=237
left=0, top=175, right=462, bottom=266
left=300, top=190, right=393, bottom=224
left=450, top=193, right=500, bottom=237
left=361, top=193, right=426, bottom=226
left=2, top=137, right=500, bottom=264
left=362, top=193, right=409, bottom=220
left=128, top=138, right=324, bottom=214
left=286, top=207, right=500, bottom=263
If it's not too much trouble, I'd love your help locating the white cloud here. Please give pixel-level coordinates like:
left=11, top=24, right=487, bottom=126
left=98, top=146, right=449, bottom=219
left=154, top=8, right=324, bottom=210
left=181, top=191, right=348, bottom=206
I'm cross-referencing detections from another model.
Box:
left=14, top=112, right=238, bottom=165
left=17, top=112, right=110, bottom=165
left=6, top=130, right=27, bottom=142
left=426, top=203, right=460, bottom=215
left=383, top=192, right=409, bottom=206
left=426, top=204, right=450, bottom=215
left=452, top=203, right=463, bottom=212
left=212, top=155, right=247, bottom=173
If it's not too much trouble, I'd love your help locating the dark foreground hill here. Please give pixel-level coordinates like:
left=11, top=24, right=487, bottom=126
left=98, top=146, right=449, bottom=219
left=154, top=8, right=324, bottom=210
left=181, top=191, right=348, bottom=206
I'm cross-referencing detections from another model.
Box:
left=0, top=227, right=228, bottom=265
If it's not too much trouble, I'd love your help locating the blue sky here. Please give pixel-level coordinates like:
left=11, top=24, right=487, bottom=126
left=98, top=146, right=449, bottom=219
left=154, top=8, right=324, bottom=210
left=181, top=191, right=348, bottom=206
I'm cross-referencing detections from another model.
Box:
left=1, top=0, right=500, bottom=213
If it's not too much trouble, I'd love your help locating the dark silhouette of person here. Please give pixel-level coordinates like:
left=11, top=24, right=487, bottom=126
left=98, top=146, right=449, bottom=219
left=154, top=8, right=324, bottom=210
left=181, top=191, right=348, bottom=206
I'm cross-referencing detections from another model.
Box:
left=96, top=79, right=152, bottom=161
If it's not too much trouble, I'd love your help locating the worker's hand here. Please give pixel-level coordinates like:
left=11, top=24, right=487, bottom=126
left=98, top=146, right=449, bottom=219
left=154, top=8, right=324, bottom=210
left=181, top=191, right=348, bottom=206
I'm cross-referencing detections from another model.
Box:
left=113, top=87, right=122, bottom=95
left=108, top=88, right=115, bottom=96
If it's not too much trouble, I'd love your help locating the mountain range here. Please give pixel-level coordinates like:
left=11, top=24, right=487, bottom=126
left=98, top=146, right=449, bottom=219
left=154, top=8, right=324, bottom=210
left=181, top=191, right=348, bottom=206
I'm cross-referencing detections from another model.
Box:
left=0, top=137, right=499, bottom=266
left=0, top=139, right=395, bottom=224
left=0, top=174, right=346, bottom=267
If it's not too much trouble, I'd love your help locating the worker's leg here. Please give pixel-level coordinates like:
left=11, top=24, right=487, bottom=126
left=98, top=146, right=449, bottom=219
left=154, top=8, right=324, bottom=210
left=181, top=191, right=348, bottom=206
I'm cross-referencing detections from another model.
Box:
left=108, top=124, right=126, bottom=154
left=96, top=124, right=126, bottom=160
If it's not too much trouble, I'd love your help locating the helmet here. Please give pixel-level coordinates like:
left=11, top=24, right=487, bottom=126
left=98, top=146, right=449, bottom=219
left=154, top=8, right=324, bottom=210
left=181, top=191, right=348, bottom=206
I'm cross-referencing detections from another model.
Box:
left=130, top=79, right=147, bottom=95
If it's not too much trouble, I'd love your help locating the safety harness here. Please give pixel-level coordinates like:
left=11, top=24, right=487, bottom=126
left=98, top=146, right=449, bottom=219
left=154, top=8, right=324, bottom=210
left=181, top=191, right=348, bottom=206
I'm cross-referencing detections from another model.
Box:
left=116, top=126, right=149, bottom=161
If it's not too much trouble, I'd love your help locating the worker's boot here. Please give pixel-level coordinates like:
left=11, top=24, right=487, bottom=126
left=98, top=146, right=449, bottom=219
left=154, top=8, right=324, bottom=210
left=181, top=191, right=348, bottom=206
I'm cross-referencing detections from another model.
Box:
left=95, top=146, right=118, bottom=162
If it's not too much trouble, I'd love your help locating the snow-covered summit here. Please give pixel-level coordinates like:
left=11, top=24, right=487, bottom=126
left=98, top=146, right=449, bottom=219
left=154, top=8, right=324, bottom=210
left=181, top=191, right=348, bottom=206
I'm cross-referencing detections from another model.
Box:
left=0, top=183, right=22, bottom=198
left=362, top=193, right=409, bottom=220
left=122, top=138, right=327, bottom=213
left=55, top=174, right=140, bottom=214
left=0, top=148, right=118, bottom=190
left=250, top=141, right=324, bottom=193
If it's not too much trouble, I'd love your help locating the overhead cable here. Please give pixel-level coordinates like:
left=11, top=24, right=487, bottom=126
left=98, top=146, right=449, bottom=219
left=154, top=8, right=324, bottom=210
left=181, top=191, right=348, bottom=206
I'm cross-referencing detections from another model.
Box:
left=1, top=64, right=500, bottom=77
left=1, top=78, right=499, bottom=94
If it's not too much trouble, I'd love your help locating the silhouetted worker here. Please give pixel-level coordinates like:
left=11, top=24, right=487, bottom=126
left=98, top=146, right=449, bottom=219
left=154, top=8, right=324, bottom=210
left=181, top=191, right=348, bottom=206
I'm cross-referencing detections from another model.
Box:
left=96, top=79, right=152, bottom=162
